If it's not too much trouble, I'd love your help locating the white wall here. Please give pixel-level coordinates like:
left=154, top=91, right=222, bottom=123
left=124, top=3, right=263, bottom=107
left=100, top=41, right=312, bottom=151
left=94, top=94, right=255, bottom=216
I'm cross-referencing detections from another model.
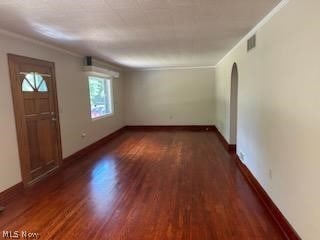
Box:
left=214, top=0, right=320, bottom=239
left=124, top=68, right=215, bottom=126
left=0, top=31, right=124, bottom=192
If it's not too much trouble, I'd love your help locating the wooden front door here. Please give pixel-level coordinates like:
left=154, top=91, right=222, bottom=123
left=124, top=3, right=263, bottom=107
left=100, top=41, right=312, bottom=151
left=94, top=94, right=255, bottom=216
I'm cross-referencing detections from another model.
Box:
left=8, top=54, right=62, bottom=186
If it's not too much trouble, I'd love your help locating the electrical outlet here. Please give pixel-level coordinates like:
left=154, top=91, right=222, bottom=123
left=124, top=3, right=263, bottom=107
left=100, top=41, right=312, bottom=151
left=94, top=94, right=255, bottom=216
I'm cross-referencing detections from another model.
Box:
left=269, top=169, right=273, bottom=180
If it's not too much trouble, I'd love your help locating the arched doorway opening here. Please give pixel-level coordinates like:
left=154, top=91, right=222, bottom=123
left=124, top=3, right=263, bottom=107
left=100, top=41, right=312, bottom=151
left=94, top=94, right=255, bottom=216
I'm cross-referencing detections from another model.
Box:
left=230, top=63, right=239, bottom=148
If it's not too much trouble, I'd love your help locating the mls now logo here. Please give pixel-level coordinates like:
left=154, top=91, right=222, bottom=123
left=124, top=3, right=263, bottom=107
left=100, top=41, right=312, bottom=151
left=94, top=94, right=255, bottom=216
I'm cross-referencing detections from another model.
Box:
left=2, top=230, right=40, bottom=239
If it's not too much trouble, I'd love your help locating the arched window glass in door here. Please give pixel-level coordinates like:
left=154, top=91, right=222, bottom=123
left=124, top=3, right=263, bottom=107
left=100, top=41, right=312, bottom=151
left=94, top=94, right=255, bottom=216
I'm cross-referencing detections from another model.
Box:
left=22, top=72, right=48, bottom=92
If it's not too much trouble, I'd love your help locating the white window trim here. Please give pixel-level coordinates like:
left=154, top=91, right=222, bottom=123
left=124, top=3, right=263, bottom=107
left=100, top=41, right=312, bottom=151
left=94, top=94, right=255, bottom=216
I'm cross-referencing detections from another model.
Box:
left=83, top=66, right=119, bottom=78
left=87, top=74, right=114, bottom=121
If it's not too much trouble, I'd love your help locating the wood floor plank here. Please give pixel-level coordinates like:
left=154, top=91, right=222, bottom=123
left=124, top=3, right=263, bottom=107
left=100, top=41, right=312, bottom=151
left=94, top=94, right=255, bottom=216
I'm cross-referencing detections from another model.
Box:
left=0, top=130, right=284, bottom=239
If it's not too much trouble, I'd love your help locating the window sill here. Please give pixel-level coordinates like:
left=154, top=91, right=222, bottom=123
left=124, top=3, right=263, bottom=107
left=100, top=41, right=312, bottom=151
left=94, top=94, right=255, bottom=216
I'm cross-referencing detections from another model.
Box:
left=91, top=113, right=114, bottom=122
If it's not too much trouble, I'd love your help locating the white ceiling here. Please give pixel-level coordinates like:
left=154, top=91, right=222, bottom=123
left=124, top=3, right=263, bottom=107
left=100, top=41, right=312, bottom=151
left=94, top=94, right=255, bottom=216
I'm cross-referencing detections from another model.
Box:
left=0, top=0, right=280, bottom=69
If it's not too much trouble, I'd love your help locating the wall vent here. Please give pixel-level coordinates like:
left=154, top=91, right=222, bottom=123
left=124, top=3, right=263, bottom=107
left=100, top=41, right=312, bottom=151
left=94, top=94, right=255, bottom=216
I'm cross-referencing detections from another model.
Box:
left=247, top=34, right=256, bottom=52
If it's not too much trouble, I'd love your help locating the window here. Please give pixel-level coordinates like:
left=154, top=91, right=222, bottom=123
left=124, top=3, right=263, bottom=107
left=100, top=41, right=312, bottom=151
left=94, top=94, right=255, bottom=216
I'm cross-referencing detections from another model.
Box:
left=22, top=72, right=48, bottom=92
left=88, top=76, right=113, bottom=119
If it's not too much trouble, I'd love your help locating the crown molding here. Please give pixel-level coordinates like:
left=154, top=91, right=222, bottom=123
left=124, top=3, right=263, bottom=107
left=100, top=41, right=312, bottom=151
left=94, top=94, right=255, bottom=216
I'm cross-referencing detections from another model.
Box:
left=0, top=28, right=124, bottom=71
left=126, top=65, right=216, bottom=72
left=0, top=28, right=82, bottom=58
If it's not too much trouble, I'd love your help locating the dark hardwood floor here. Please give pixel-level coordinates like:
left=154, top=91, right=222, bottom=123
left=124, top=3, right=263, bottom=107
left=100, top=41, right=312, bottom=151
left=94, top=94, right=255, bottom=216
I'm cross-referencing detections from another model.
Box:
left=0, top=130, right=284, bottom=239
